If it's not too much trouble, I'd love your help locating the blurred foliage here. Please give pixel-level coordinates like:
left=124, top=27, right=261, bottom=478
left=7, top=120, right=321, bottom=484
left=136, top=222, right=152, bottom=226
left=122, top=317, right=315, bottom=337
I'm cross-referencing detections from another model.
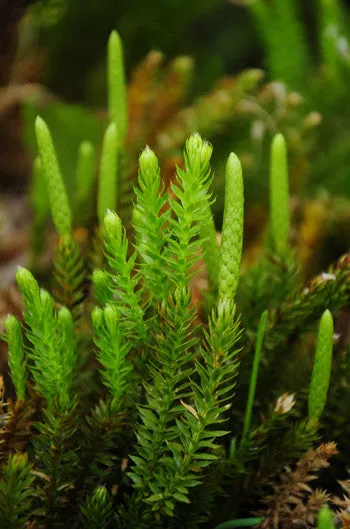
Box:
left=247, top=0, right=350, bottom=198
left=1, top=0, right=350, bottom=282
left=19, top=0, right=350, bottom=204
left=22, top=55, right=321, bottom=255
left=27, top=0, right=257, bottom=102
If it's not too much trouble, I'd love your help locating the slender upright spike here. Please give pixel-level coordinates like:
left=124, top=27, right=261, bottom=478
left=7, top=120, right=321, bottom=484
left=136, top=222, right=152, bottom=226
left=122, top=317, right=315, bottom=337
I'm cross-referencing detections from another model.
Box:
left=97, top=122, right=118, bottom=225
left=108, top=30, right=127, bottom=144
left=308, top=309, right=334, bottom=420
left=75, top=140, right=96, bottom=221
left=35, top=116, right=72, bottom=235
left=270, top=133, right=290, bottom=258
left=242, top=310, right=268, bottom=441
left=218, top=153, right=244, bottom=301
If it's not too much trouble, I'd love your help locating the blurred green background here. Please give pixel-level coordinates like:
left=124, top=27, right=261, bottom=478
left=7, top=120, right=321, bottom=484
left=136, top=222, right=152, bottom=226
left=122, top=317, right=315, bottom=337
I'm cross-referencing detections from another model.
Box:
left=2, top=0, right=350, bottom=279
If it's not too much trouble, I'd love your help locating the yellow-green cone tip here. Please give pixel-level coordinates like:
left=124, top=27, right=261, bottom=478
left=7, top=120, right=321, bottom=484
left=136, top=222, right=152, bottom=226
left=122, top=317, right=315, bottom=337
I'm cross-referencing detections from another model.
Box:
left=270, top=132, right=290, bottom=258
left=308, top=309, right=334, bottom=421
left=218, top=152, right=244, bottom=302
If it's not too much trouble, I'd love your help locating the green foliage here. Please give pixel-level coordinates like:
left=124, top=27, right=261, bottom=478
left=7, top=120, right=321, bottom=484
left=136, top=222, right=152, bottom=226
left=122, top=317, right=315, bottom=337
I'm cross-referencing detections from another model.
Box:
left=104, top=210, right=147, bottom=344
left=129, top=287, right=198, bottom=515
left=52, top=233, right=87, bottom=320
left=246, top=0, right=350, bottom=199
left=318, top=0, right=343, bottom=82
left=92, top=269, right=113, bottom=306
left=264, top=256, right=348, bottom=361
left=0, top=453, right=34, bottom=529
left=92, top=304, right=133, bottom=401
left=81, top=486, right=113, bottom=529
left=133, top=146, right=169, bottom=302
left=166, top=133, right=213, bottom=289
left=248, top=0, right=310, bottom=88
left=214, top=518, right=264, bottom=529
left=32, top=404, right=79, bottom=524
left=1, top=128, right=348, bottom=528
left=16, top=267, right=78, bottom=409
left=4, top=316, right=26, bottom=402
left=2, top=27, right=350, bottom=529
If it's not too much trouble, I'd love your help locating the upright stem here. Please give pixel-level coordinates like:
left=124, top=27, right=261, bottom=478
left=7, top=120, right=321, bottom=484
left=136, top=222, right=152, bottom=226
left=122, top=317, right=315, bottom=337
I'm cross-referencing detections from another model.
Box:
left=242, top=310, right=268, bottom=441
